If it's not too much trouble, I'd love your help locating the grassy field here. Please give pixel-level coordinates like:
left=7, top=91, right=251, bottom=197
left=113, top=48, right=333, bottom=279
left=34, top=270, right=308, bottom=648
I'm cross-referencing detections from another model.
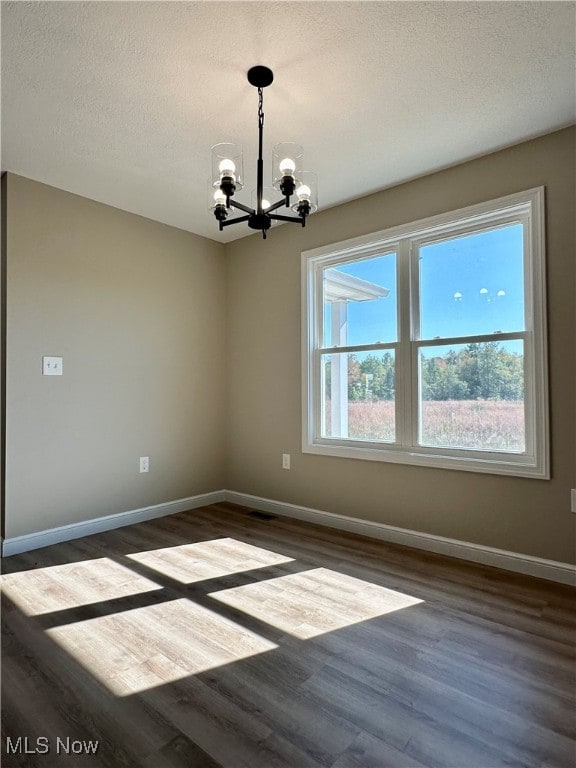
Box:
left=340, top=399, right=525, bottom=451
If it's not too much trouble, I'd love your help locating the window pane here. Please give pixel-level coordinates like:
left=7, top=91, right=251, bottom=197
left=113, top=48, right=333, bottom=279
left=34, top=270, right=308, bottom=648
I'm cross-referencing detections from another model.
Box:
left=321, top=351, right=395, bottom=442
left=419, top=224, right=525, bottom=340
left=323, top=253, right=396, bottom=347
left=419, top=341, right=525, bottom=452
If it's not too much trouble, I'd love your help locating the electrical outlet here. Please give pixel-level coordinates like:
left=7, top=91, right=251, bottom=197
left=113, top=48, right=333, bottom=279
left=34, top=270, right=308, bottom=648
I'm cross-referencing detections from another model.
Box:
left=139, top=456, right=149, bottom=473
left=282, top=453, right=291, bottom=470
left=571, top=489, right=576, bottom=513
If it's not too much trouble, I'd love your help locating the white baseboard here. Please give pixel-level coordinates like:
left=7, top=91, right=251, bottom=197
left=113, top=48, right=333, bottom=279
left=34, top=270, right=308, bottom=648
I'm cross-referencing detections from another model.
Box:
left=1, top=491, right=226, bottom=557
left=224, top=490, right=576, bottom=586
left=3, top=488, right=574, bottom=586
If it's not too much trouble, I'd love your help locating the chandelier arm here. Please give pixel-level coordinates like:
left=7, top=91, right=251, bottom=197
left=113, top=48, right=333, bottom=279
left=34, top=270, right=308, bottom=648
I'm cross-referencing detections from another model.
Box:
left=229, top=200, right=254, bottom=215
left=268, top=213, right=306, bottom=224
left=263, top=198, right=288, bottom=214
left=220, top=215, right=252, bottom=228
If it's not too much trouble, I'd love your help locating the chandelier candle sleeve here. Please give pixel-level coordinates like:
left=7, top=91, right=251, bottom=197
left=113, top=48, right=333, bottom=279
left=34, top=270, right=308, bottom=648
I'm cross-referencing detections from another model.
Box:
left=209, top=66, right=318, bottom=239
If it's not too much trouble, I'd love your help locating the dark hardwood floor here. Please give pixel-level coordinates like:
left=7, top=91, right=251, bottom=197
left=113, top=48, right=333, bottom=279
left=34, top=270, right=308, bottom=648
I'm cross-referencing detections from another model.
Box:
left=1, top=502, right=575, bottom=768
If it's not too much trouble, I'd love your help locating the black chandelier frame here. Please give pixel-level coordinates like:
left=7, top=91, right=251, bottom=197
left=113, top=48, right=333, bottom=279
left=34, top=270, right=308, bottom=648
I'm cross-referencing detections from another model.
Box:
left=213, top=66, right=312, bottom=239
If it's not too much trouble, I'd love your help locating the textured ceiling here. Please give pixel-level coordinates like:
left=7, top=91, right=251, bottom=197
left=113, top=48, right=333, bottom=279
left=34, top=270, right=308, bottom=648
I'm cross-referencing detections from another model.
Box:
left=2, top=1, right=575, bottom=242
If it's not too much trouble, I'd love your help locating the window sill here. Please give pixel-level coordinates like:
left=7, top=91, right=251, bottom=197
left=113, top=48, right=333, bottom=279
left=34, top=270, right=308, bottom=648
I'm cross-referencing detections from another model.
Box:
left=302, top=440, right=549, bottom=479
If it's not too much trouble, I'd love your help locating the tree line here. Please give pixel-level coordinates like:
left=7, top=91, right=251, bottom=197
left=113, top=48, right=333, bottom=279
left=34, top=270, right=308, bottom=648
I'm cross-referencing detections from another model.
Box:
left=338, top=342, right=524, bottom=402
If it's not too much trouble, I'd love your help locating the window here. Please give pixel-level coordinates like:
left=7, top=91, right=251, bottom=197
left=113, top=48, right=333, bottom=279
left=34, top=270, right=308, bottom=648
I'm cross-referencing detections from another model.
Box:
left=302, top=188, right=549, bottom=478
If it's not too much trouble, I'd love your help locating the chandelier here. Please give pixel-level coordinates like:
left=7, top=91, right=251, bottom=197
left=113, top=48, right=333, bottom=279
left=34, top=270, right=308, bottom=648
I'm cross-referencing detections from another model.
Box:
left=210, top=66, right=318, bottom=239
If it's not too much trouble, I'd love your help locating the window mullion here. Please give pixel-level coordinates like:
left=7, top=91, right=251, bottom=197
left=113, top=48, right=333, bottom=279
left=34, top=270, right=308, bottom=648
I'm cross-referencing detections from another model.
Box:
left=409, top=239, right=422, bottom=448
left=397, top=238, right=413, bottom=447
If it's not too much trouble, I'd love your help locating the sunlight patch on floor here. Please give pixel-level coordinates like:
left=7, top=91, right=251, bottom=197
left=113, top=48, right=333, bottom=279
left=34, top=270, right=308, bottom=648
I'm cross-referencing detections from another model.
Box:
left=0, top=558, right=160, bottom=616
left=126, top=537, right=294, bottom=583
left=210, top=567, right=424, bottom=639
left=46, top=598, right=277, bottom=696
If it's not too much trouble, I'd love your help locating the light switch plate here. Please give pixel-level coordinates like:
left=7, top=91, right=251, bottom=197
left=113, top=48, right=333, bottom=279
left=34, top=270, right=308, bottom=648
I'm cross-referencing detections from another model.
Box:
left=43, top=356, right=63, bottom=376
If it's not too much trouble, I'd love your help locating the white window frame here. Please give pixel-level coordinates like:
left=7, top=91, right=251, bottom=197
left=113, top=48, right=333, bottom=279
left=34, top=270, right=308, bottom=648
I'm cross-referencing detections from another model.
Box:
left=302, top=187, right=549, bottom=479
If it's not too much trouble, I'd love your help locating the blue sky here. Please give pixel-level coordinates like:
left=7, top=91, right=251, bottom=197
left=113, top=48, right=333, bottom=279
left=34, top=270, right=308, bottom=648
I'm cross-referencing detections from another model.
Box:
left=326, top=223, right=525, bottom=354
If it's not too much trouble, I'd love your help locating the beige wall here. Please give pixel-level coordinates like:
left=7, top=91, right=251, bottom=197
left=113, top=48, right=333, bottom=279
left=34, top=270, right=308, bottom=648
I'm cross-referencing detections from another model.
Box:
left=4, top=128, right=575, bottom=564
left=225, top=127, right=576, bottom=564
left=1, top=175, right=6, bottom=538
left=5, top=174, right=226, bottom=539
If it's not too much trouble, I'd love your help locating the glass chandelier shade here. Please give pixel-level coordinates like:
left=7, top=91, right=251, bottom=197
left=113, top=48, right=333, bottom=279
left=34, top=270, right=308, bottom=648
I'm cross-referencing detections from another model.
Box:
left=272, top=143, right=304, bottom=194
left=291, top=171, right=318, bottom=214
left=252, top=186, right=276, bottom=214
left=211, top=143, right=244, bottom=194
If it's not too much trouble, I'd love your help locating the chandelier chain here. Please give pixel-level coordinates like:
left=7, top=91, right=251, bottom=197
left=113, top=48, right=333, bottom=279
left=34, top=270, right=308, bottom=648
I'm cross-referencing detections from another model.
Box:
left=258, top=87, right=264, bottom=129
